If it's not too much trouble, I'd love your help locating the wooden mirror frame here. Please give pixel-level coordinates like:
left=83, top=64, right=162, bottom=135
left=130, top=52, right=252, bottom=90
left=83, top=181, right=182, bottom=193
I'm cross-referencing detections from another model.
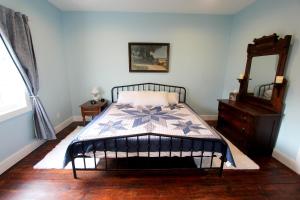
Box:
left=238, top=34, right=292, bottom=113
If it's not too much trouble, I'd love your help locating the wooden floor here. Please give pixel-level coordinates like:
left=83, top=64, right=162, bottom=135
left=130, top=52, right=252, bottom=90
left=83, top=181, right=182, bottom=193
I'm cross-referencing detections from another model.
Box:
left=0, top=122, right=299, bottom=200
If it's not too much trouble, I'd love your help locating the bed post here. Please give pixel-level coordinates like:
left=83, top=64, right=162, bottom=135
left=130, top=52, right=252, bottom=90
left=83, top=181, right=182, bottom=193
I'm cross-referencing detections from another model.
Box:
left=218, top=143, right=227, bottom=177
left=69, top=145, right=77, bottom=179
left=71, top=159, right=77, bottom=179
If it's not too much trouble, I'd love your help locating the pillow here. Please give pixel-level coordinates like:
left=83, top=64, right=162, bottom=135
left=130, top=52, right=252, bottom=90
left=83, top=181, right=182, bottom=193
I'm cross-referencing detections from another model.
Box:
left=117, top=91, right=179, bottom=106
left=167, top=92, right=179, bottom=105
left=133, top=91, right=169, bottom=106
left=117, top=91, right=139, bottom=104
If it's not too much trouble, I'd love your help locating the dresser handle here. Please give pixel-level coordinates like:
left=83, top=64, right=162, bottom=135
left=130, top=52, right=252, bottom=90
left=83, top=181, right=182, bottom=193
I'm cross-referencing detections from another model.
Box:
left=241, top=128, right=246, bottom=133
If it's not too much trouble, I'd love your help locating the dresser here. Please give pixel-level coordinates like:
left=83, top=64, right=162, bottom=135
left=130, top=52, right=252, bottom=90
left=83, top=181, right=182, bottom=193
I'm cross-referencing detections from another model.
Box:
left=216, top=34, right=291, bottom=156
left=217, top=100, right=281, bottom=156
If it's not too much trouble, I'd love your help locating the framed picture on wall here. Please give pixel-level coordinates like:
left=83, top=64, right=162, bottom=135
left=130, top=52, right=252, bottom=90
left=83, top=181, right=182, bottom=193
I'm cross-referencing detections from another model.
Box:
left=128, top=42, right=170, bottom=72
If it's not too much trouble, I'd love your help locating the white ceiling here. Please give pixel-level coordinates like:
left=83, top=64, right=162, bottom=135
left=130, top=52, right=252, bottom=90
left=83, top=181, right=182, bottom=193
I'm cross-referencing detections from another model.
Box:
left=48, top=0, right=256, bottom=15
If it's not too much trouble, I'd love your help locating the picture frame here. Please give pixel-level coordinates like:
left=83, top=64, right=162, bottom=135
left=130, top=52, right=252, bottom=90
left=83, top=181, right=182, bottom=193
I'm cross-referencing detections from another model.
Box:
left=229, top=92, right=238, bottom=101
left=128, top=42, right=170, bottom=72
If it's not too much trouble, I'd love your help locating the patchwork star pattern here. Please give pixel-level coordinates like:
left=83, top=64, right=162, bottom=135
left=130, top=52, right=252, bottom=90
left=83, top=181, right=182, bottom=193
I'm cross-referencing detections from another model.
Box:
left=172, top=120, right=206, bottom=134
left=98, top=120, right=127, bottom=133
left=121, top=106, right=183, bottom=129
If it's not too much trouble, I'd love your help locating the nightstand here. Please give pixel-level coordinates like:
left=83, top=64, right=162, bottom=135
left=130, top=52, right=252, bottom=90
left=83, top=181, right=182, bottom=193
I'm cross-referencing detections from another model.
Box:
left=80, top=100, right=107, bottom=125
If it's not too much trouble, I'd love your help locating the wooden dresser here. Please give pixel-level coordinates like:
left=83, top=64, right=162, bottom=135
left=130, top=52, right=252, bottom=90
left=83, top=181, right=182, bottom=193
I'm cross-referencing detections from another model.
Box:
left=217, top=100, right=281, bottom=156
left=216, top=34, right=292, bottom=156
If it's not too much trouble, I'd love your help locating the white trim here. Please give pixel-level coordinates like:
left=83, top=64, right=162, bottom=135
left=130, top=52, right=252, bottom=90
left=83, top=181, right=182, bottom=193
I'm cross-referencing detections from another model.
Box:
left=0, top=116, right=73, bottom=175
left=272, top=149, right=300, bottom=174
left=200, top=115, right=218, bottom=121
left=72, top=115, right=83, bottom=122
left=54, top=117, right=73, bottom=133
left=0, top=140, right=45, bottom=175
left=0, top=105, right=32, bottom=123
left=296, top=148, right=300, bottom=174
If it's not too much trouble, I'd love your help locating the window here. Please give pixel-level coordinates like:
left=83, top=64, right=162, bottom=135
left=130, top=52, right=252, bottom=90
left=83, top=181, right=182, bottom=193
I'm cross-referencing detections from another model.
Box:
left=0, top=35, right=31, bottom=122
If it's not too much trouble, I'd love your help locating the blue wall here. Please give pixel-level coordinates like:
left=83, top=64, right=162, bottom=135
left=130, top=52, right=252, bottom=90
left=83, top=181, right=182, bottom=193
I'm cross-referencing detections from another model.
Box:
left=0, top=0, right=72, bottom=162
left=62, top=12, right=232, bottom=116
left=222, top=0, right=300, bottom=161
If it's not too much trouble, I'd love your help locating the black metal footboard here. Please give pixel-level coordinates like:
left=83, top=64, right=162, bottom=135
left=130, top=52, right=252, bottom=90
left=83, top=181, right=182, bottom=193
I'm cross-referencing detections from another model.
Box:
left=69, top=133, right=228, bottom=179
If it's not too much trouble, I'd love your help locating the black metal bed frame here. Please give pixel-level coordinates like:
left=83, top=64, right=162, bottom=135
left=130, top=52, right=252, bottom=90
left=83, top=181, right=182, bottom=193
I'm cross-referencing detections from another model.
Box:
left=69, top=83, right=228, bottom=178
left=258, top=82, right=274, bottom=98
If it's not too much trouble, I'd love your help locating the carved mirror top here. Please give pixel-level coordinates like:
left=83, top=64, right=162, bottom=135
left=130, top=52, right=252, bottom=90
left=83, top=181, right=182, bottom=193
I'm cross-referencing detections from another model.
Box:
left=238, top=33, right=292, bottom=113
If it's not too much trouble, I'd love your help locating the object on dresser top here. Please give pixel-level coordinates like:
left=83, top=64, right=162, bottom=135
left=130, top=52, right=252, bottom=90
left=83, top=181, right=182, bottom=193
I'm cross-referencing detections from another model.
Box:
left=80, top=99, right=107, bottom=125
left=229, top=90, right=238, bottom=101
left=217, top=34, right=292, bottom=156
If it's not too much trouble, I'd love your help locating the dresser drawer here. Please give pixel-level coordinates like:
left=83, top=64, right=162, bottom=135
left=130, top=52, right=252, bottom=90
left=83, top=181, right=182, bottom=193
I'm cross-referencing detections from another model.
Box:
left=218, top=103, right=254, bottom=136
left=219, top=111, right=250, bottom=136
left=219, top=103, right=252, bottom=124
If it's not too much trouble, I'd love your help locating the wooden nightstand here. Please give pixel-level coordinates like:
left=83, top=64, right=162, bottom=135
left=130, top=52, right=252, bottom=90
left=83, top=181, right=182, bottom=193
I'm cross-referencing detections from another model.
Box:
left=80, top=100, right=107, bottom=125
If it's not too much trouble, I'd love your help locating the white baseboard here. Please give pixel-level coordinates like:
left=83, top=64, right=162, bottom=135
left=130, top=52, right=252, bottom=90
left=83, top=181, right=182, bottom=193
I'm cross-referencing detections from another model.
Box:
left=0, top=139, right=45, bottom=175
left=0, top=116, right=74, bottom=175
left=72, top=115, right=82, bottom=122
left=272, top=149, right=300, bottom=174
left=54, top=117, right=73, bottom=133
left=296, top=148, right=300, bottom=174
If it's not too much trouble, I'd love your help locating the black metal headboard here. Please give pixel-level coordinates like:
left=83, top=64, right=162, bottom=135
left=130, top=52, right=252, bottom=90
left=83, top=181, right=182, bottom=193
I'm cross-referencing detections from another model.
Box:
left=111, top=83, right=186, bottom=103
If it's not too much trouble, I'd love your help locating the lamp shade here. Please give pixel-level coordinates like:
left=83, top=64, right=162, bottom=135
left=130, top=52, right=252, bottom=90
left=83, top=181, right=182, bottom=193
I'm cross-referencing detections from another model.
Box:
left=91, top=87, right=101, bottom=101
left=91, top=87, right=99, bottom=95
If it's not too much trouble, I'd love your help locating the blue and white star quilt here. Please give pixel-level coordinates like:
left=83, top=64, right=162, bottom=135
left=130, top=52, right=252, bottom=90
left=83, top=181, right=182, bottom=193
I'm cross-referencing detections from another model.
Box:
left=76, top=103, right=221, bottom=141
left=64, top=103, right=235, bottom=167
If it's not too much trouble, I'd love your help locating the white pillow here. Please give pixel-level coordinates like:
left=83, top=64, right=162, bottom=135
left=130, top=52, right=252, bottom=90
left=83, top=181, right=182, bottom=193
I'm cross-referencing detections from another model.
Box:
left=133, top=91, right=169, bottom=106
left=117, top=91, right=179, bottom=106
left=117, top=91, right=139, bottom=104
left=167, top=92, right=179, bottom=105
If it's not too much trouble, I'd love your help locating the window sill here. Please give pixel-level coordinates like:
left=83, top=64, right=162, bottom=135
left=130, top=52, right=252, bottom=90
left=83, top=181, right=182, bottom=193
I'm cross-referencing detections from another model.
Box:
left=0, top=105, right=32, bottom=123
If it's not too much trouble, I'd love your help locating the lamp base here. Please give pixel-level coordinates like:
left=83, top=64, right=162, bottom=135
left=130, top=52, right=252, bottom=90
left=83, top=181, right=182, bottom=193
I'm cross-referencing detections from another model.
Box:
left=90, top=100, right=97, bottom=104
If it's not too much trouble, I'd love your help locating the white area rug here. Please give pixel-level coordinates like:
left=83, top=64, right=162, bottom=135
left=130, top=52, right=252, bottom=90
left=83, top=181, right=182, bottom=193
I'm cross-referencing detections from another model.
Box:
left=194, top=132, right=259, bottom=170
left=34, top=127, right=99, bottom=169
left=34, top=126, right=259, bottom=170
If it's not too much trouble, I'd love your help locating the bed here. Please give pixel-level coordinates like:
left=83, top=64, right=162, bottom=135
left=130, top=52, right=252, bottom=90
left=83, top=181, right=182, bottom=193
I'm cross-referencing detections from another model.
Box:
left=65, top=83, right=234, bottom=178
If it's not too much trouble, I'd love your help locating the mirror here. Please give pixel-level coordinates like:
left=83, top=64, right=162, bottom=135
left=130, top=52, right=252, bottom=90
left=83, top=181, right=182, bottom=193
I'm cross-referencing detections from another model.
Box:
left=238, top=34, right=291, bottom=113
left=247, top=55, right=279, bottom=100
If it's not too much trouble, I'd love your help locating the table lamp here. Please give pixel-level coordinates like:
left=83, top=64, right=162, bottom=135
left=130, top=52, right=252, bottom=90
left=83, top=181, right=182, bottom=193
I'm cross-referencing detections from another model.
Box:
left=91, top=87, right=100, bottom=104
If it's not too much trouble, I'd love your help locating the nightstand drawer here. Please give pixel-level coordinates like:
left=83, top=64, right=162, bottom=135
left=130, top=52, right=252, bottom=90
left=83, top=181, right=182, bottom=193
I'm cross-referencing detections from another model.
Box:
left=82, top=110, right=99, bottom=115
left=81, top=107, right=100, bottom=112
left=80, top=100, right=108, bottom=125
